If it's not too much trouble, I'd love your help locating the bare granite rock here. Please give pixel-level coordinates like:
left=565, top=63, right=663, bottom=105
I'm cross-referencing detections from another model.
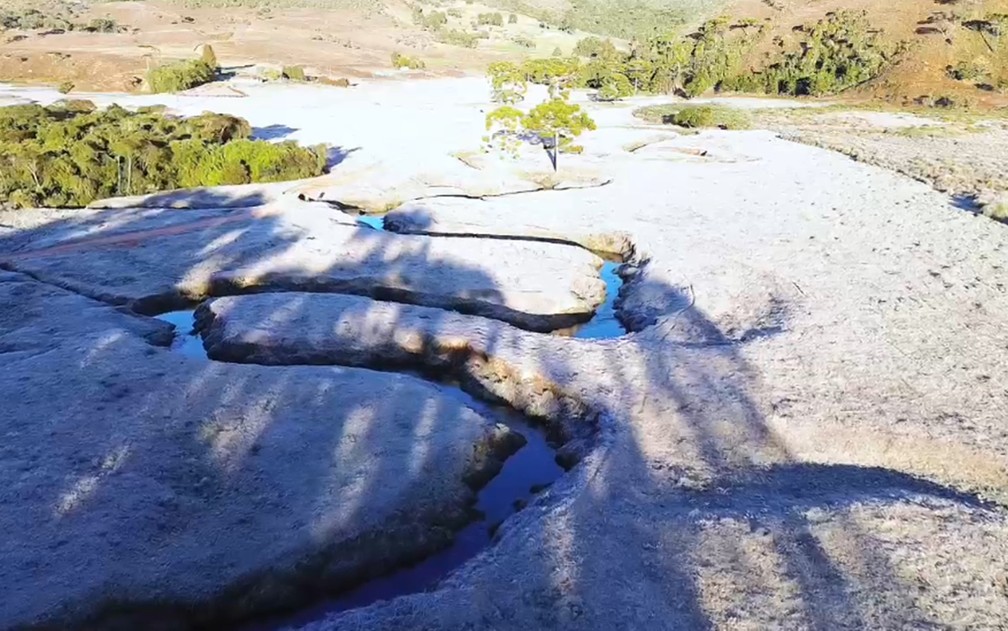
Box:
left=0, top=272, right=523, bottom=630
left=197, top=292, right=600, bottom=450
left=384, top=200, right=635, bottom=260
left=0, top=201, right=607, bottom=331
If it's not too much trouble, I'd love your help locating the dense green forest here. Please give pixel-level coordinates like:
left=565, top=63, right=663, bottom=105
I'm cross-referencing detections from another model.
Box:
left=492, top=11, right=897, bottom=100
left=0, top=102, right=327, bottom=208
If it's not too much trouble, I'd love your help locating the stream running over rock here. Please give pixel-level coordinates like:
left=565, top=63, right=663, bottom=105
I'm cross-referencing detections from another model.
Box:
left=153, top=307, right=565, bottom=626
left=148, top=216, right=624, bottom=625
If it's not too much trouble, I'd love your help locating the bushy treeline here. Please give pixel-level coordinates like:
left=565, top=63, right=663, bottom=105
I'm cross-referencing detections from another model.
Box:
left=0, top=103, right=327, bottom=209
left=409, top=5, right=495, bottom=49
left=489, top=18, right=759, bottom=101
left=493, top=11, right=896, bottom=101
left=0, top=8, right=124, bottom=33
left=481, top=0, right=690, bottom=40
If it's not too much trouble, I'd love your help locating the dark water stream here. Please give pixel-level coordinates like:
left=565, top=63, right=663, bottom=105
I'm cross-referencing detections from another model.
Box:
left=153, top=309, right=564, bottom=626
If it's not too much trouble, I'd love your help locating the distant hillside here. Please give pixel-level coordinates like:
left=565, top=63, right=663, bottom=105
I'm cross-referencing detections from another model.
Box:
left=472, top=0, right=1006, bottom=107
left=721, top=0, right=1008, bottom=107
left=2, top=0, right=1005, bottom=108
left=479, top=0, right=727, bottom=40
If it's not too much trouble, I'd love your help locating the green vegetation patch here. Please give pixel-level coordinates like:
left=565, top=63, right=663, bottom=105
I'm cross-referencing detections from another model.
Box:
left=436, top=29, right=480, bottom=48
left=948, top=60, right=987, bottom=82
left=412, top=6, right=447, bottom=31
left=391, top=52, right=426, bottom=70
left=146, top=59, right=216, bottom=93
left=0, top=5, right=126, bottom=33
left=282, top=65, right=307, bottom=81
left=985, top=201, right=1008, bottom=222
left=0, top=103, right=327, bottom=209
left=633, top=104, right=750, bottom=129
left=477, top=12, right=503, bottom=27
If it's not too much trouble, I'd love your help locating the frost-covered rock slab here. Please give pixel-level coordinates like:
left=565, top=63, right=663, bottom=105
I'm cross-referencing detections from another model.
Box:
left=197, top=292, right=600, bottom=449
left=385, top=200, right=634, bottom=259
left=290, top=150, right=609, bottom=213
left=1, top=202, right=607, bottom=331
left=0, top=273, right=522, bottom=629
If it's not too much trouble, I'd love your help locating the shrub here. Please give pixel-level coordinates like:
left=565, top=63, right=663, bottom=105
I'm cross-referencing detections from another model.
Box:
left=316, top=76, right=351, bottom=87
left=596, top=74, right=633, bottom=100
left=947, top=61, right=987, bottom=82
left=57, top=99, right=97, bottom=114
left=0, top=8, right=72, bottom=31
left=487, top=61, right=527, bottom=104
left=512, top=35, right=535, bottom=48
left=84, top=18, right=119, bottom=33
left=436, top=29, right=479, bottom=48
left=146, top=58, right=215, bottom=93
left=477, top=12, right=504, bottom=27
left=391, top=52, right=425, bottom=70
left=282, top=65, right=306, bottom=81
left=0, top=9, right=126, bottom=33
left=508, top=13, right=518, bottom=24
left=633, top=104, right=750, bottom=129
left=574, top=36, right=617, bottom=59
left=411, top=6, right=447, bottom=30
left=200, top=44, right=219, bottom=69
left=0, top=104, right=326, bottom=209
left=173, top=139, right=326, bottom=188
left=984, top=200, right=1008, bottom=222
left=552, top=46, right=563, bottom=57
left=260, top=68, right=283, bottom=81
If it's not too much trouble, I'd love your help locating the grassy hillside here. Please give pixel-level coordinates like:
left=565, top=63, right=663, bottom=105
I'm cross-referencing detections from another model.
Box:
left=722, top=0, right=1008, bottom=107
left=478, top=0, right=726, bottom=40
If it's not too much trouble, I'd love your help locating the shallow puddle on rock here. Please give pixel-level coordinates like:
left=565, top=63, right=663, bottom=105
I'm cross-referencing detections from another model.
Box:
left=356, top=215, right=385, bottom=230
left=559, top=260, right=624, bottom=340
left=154, top=309, right=208, bottom=359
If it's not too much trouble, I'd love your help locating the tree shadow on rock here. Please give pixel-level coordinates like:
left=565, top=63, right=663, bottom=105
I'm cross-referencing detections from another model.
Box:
left=0, top=195, right=575, bottom=630
left=0, top=200, right=1003, bottom=631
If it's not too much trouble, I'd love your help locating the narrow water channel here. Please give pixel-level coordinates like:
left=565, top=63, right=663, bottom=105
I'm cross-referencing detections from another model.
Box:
left=355, top=214, right=627, bottom=340
left=152, top=308, right=564, bottom=626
